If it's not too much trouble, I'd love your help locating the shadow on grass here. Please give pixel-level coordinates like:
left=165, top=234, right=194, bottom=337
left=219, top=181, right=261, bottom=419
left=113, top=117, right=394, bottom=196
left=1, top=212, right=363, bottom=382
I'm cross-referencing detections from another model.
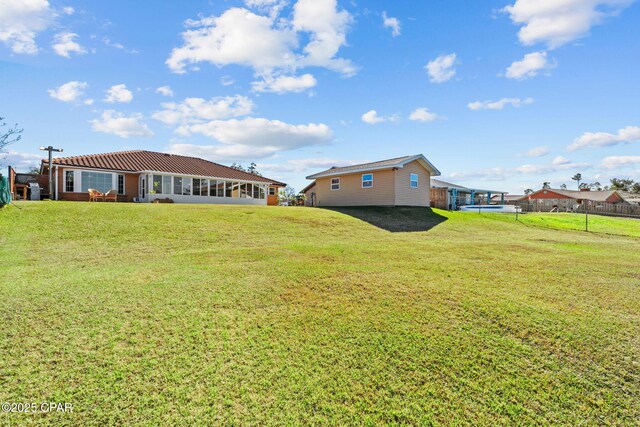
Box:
left=321, top=206, right=448, bottom=233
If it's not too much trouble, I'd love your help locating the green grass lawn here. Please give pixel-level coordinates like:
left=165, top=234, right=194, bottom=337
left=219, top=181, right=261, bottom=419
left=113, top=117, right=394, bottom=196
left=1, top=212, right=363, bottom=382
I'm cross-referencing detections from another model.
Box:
left=1, top=202, right=639, bottom=426
left=481, top=211, right=640, bottom=237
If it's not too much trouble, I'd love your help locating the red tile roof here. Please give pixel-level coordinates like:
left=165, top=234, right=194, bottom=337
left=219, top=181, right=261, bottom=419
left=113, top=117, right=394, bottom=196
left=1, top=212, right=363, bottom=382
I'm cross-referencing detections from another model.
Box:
left=45, top=150, right=286, bottom=186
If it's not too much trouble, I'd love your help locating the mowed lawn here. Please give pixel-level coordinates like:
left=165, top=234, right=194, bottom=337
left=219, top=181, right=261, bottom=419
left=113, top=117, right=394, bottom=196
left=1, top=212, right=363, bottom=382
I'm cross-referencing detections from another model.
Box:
left=0, top=202, right=638, bottom=426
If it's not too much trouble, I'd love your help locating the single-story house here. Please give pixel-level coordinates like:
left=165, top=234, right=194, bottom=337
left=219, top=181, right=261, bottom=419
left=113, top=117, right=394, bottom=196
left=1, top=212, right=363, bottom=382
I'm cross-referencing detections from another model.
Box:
left=300, top=181, right=316, bottom=207
left=430, top=179, right=507, bottom=210
left=304, top=154, right=441, bottom=207
left=40, top=150, right=286, bottom=205
left=526, top=188, right=623, bottom=203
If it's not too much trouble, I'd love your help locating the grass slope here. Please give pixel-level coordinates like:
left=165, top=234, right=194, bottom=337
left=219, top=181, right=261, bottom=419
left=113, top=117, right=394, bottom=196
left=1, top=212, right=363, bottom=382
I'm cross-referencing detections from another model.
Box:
left=1, top=202, right=639, bottom=426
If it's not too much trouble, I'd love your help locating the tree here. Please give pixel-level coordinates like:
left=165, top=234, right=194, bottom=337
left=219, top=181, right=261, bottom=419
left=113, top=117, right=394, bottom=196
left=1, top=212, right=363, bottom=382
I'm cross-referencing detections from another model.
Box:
left=560, top=183, right=567, bottom=190
left=247, top=162, right=261, bottom=176
left=631, top=182, right=640, bottom=194
left=229, top=163, right=245, bottom=172
left=572, top=173, right=582, bottom=189
left=578, top=182, right=589, bottom=190
left=609, top=178, right=635, bottom=192
left=589, top=181, right=602, bottom=191
left=278, top=186, right=297, bottom=205
left=1, top=116, right=23, bottom=152
left=542, top=182, right=551, bottom=189
left=524, top=188, right=534, bottom=196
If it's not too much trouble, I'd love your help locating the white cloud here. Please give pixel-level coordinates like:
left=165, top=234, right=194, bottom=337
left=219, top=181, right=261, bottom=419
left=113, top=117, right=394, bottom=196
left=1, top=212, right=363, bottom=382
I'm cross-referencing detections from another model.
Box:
left=104, top=84, right=133, bottom=104
left=168, top=118, right=333, bottom=161
left=62, top=6, right=74, bottom=15
left=156, top=86, right=174, bottom=97
left=409, top=107, right=439, bottom=122
left=90, top=110, right=153, bottom=138
left=568, top=126, right=640, bottom=151
left=258, top=157, right=365, bottom=173
left=292, top=0, right=355, bottom=75
left=523, top=146, right=550, bottom=157
left=425, top=53, right=457, bottom=83
left=47, top=81, right=89, bottom=103
left=252, top=73, right=317, bottom=93
left=0, top=150, right=43, bottom=170
left=361, top=110, right=399, bottom=124
left=220, top=76, right=235, bottom=86
left=166, top=1, right=355, bottom=79
left=468, top=97, right=534, bottom=111
left=153, top=95, right=254, bottom=125
left=52, top=32, right=86, bottom=58
left=502, top=0, right=634, bottom=49
left=0, top=0, right=55, bottom=54
left=450, top=157, right=590, bottom=181
left=382, top=11, right=401, bottom=37
left=505, top=51, right=555, bottom=80
left=166, top=8, right=296, bottom=74
left=552, top=155, right=571, bottom=165
left=601, top=156, right=640, bottom=169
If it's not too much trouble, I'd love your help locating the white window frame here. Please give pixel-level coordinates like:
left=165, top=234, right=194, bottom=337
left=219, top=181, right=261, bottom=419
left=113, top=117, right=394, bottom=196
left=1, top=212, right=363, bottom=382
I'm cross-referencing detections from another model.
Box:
left=331, top=177, right=340, bottom=191
left=361, top=173, right=373, bottom=189
left=117, top=174, right=125, bottom=195
left=410, top=173, right=419, bottom=188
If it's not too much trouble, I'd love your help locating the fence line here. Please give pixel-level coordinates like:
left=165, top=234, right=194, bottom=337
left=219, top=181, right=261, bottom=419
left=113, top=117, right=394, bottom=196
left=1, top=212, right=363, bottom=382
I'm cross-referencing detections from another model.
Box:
left=513, top=199, right=640, bottom=218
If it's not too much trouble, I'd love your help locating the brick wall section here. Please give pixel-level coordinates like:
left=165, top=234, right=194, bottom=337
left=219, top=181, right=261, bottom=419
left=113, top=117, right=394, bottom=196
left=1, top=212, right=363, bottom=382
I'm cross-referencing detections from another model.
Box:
left=57, top=170, right=140, bottom=202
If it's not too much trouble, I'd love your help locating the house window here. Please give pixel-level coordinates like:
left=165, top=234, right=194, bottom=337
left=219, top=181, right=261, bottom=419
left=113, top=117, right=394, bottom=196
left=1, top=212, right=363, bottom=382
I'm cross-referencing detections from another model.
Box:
left=225, top=181, right=232, bottom=197
left=81, top=171, right=112, bottom=193
left=182, top=178, right=191, bottom=196
left=209, top=179, right=217, bottom=197
left=331, top=178, right=340, bottom=191
left=117, top=174, right=125, bottom=195
left=153, top=174, right=163, bottom=194
left=253, top=184, right=260, bottom=199
left=200, top=179, right=208, bottom=196
left=65, top=171, right=74, bottom=192
left=173, top=177, right=182, bottom=195
left=269, top=187, right=276, bottom=196
left=162, top=176, right=171, bottom=195
left=217, top=181, right=225, bottom=197
left=410, top=173, right=419, bottom=188
left=240, top=183, right=247, bottom=198
left=193, top=178, right=202, bottom=196
left=259, top=185, right=266, bottom=199
left=362, top=173, right=373, bottom=188
left=232, top=182, right=240, bottom=198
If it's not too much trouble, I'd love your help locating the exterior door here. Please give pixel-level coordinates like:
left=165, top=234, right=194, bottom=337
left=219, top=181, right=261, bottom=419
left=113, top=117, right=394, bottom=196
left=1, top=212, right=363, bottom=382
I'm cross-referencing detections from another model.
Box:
left=140, top=176, right=146, bottom=200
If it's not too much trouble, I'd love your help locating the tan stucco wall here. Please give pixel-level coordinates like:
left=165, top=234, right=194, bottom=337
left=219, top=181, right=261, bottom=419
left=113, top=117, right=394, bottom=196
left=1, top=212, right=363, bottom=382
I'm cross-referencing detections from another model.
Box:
left=314, top=168, right=396, bottom=207
left=394, top=160, right=430, bottom=206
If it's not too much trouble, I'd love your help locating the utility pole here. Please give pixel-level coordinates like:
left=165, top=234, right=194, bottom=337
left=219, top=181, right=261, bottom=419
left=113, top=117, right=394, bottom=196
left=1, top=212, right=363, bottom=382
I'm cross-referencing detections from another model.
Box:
left=39, top=146, right=63, bottom=200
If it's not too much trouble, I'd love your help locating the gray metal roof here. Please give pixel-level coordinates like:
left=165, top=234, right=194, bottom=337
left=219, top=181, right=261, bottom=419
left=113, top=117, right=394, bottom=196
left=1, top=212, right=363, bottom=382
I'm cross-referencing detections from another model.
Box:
left=305, top=154, right=441, bottom=179
left=431, top=179, right=507, bottom=194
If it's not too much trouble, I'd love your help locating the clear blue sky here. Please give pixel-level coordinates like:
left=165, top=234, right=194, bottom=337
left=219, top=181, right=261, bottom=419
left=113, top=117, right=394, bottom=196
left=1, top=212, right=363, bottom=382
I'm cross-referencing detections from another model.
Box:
left=1, top=0, right=639, bottom=194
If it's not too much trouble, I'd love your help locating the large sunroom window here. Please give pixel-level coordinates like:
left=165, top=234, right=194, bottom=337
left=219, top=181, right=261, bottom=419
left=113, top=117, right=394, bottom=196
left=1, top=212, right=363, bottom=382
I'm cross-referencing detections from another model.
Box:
left=81, top=171, right=112, bottom=193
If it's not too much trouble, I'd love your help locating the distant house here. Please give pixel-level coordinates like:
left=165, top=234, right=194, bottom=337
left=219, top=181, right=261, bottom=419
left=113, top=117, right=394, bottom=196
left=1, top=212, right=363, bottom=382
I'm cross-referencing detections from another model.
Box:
left=430, top=179, right=508, bottom=210
left=41, top=150, right=286, bottom=205
left=526, top=188, right=623, bottom=203
left=304, top=154, right=440, bottom=207
left=300, top=181, right=316, bottom=207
